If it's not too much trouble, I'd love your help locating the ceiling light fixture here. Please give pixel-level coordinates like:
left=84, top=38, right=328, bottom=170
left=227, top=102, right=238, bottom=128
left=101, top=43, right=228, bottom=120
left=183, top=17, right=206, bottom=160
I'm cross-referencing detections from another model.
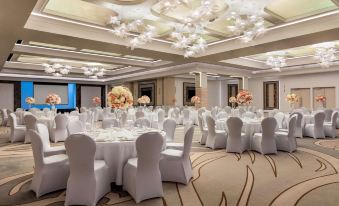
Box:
left=313, top=42, right=337, bottom=68
left=81, top=66, right=106, bottom=79
left=43, top=63, right=72, bottom=77
left=265, top=52, right=286, bottom=72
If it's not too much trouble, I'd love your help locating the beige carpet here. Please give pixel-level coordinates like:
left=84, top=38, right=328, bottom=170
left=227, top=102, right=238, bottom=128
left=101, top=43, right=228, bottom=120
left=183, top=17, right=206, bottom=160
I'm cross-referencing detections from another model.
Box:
left=1, top=126, right=339, bottom=206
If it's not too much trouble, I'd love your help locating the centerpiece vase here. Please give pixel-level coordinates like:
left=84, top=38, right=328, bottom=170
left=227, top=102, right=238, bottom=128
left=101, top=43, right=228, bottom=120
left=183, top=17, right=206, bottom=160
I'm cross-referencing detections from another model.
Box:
left=289, top=103, right=295, bottom=113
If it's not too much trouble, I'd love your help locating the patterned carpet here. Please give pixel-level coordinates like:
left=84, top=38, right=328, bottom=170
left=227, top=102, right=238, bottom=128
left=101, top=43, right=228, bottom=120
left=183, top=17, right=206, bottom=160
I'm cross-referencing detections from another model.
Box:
left=1, top=127, right=339, bottom=206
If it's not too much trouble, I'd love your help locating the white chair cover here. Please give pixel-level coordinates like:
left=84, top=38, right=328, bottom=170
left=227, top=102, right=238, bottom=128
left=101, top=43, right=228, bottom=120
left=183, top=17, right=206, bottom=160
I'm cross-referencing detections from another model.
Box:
left=156, top=109, right=165, bottom=130
left=275, top=116, right=297, bottom=152
left=0, top=109, right=8, bottom=126
left=304, top=112, right=325, bottom=139
left=36, top=123, right=66, bottom=156
left=65, top=134, right=110, bottom=206
left=198, top=114, right=208, bottom=145
left=182, top=109, right=190, bottom=125
left=205, top=115, right=227, bottom=149
left=51, top=114, right=69, bottom=143
left=24, top=114, right=38, bottom=143
left=123, top=132, right=164, bottom=203
left=67, top=120, right=86, bottom=135
left=274, top=112, right=285, bottom=129
left=102, top=118, right=120, bottom=129
left=160, top=126, right=194, bottom=184
left=6, top=109, right=13, bottom=127
left=135, top=111, right=145, bottom=119
left=163, top=118, right=176, bottom=142
left=134, top=117, right=151, bottom=128
left=8, top=113, right=25, bottom=142
left=324, top=109, right=333, bottom=122
left=29, top=130, right=69, bottom=198
left=324, top=111, right=338, bottom=138
left=226, top=117, right=247, bottom=153
left=251, top=117, right=277, bottom=154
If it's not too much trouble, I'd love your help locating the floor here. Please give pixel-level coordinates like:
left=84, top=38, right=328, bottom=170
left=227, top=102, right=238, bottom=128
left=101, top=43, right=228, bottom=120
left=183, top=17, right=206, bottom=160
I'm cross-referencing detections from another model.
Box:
left=1, top=126, right=339, bottom=206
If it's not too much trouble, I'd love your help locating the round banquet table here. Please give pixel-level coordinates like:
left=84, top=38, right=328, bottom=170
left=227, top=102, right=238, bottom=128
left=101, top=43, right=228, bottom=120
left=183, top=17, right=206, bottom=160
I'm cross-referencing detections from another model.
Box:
left=86, top=127, right=166, bottom=185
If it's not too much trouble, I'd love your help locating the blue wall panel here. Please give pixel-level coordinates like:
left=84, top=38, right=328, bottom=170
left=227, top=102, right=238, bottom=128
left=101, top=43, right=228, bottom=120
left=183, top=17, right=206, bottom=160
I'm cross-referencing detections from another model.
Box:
left=21, top=81, right=76, bottom=110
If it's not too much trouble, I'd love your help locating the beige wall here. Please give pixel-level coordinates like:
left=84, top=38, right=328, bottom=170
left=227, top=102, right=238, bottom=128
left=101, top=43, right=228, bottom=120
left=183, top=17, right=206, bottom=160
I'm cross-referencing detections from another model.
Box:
left=248, top=71, right=339, bottom=111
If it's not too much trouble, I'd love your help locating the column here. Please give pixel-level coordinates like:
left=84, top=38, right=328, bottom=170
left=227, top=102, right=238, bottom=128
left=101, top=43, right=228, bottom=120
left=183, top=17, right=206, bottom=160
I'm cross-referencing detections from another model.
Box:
left=195, top=72, right=208, bottom=108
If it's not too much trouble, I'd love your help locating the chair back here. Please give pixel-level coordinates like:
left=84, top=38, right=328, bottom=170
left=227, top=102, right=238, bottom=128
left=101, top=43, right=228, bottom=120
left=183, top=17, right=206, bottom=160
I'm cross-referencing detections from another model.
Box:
left=224, top=106, right=232, bottom=114
left=136, top=132, right=163, bottom=173
left=197, top=114, right=204, bottom=132
left=8, top=113, right=17, bottom=130
left=134, top=117, right=151, bottom=128
left=70, top=111, right=79, bottom=116
left=227, top=117, right=243, bottom=140
left=24, top=114, right=38, bottom=131
left=216, top=111, right=228, bottom=120
left=243, top=111, right=255, bottom=119
left=28, top=130, right=45, bottom=169
left=135, top=111, right=145, bottom=119
left=206, top=115, right=216, bottom=137
left=287, top=116, right=297, bottom=138
left=183, top=109, right=190, bottom=120
left=79, top=113, right=87, bottom=124
left=80, top=107, right=87, bottom=113
left=324, top=109, right=333, bottom=122
left=36, top=123, right=52, bottom=150
left=261, top=117, right=277, bottom=140
left=274, top=112, right=285, bottom=128
left=163, top=118, right=176, bottom=141
left=331, top=111, right=338, bottom=126
left=68, top=120, right=86, bottom=135
left=183, top=126, right=194, bottom=159
left=290, top=112, right=303, bottom=129
left=65, top=134, right=96, bottom=177
left=314, top=112, right=325, bottom=129
left=102, top=118, right=120, bottom=129
left=55, top=114, right=69, bottom=129
left=158, top=109, right=165, bottom=123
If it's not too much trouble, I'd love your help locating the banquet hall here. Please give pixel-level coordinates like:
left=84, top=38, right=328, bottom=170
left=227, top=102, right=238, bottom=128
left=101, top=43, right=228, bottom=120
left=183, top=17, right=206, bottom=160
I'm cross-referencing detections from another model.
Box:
left=1, top=0, right=339, bottom=205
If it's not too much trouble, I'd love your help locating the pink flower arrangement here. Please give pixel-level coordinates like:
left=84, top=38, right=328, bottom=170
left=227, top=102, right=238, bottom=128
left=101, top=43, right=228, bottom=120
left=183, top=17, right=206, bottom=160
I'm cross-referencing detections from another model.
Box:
left=315, top=95, right=326, bottom=103
left=92, top=96, right=101, bottom=106
left=45, top=94, right=61, bottom=105
left=191, top=96, right=200, bottom=104
left=286, top=93, right=298, bottom=104
left=236, top=90, right=253, bottom=106
left=137, top=95, right=151, bottom=104
left=107, top=86, right=133, bottom=109
left=229, top=96, right=237, bottom=104
left=25, top=97, right=35, bottom=105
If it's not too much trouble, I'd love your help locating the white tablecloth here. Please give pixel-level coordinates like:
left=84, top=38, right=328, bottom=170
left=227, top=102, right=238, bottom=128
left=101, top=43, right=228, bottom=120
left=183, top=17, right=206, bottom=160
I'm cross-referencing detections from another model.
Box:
left=87, top=128, right=165, bottom=185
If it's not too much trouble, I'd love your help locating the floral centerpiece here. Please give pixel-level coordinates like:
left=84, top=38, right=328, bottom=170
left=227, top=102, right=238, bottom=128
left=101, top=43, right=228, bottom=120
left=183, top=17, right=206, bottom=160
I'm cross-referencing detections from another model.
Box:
left=315, top=95, right=326, bottom=108
left=236, top=90, right=253, bottom=106
left=25, top=97, right=35, bottom=109
left=191, top=96, right=200, bottom=108
left=229, top=96, right=237, bottom=108
left=137, top=95, right=150, bottom=106
left=92, top=96, right=101, bottom=107
left=45, top=94, right=61, bottom=110
left=107, top=86, right=133, bottom=109
left=286, top=93, right=298, bottom=110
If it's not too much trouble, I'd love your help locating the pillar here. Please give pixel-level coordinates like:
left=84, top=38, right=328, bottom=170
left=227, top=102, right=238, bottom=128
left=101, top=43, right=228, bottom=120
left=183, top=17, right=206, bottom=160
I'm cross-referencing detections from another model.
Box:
left=195, top=72, right=208, bottom=108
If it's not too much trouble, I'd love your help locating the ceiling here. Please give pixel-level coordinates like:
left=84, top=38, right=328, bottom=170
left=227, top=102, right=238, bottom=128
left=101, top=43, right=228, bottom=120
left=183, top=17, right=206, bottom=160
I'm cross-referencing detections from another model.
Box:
left=0, top=0, right=339, bottom=83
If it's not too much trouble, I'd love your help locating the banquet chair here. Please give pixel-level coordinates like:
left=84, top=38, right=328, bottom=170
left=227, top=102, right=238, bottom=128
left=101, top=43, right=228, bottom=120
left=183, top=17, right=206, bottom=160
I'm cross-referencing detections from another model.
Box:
left=0, top=109, right=8, bottom=126
left=135, top=111, right=145, bottom=119
left=134, top=118, right=151, bottom=128
left=243, top=111, right=256, bottom=119
left=69, top=110, right=79, bottom=116
left=37, top=123, right=66, bottom=156
left=226, top=117, right=247, bottom=153
left=274, top=112, right=285, bottom=129
left=67, top=120, right=86, bottom=135
left=80, top=106, right=87, bottom=113
left=224, top=106, right=232, bottom=114
left=324, top=111, right=338, bottom=138
left=275, top=116, right=297, bottom=152
left=102, top=118, right=120, bottom=129
left=304, top=112, right=326, bottom=139
left=251, top=117, right=277, bottom=155
left=123, top=132, right=164, bottom=203
left=163, top=118, right=176, bottom=142
left=51, top=114, right=69, bottom=143
left=256, top=109, right=264, bottom=119
left=279, top=112, right=303, bottom=138
left=6, top=109, right=13, bottom=127
left=156, top=109, right=165, bottom=130
left=160, top=126, right=194, bottom=184
left=166, top=122, right=193, bottom=150
left=216, top=111, right=228, bottom=120
left=29, top=130, right=69, bottom=198
left=8, top=113, right=25, bottom=142
left=24, top=114, right=38, bottom=144
left=173, top=107, right=183, bottom=124
left=301, top=107, right=311, bottom=115
left=182, top=109, right=190, bottom=125
left=65, top=134, right=110, bottom=206
left=78, top=113, right=87, bottom=124
left=324, top=109, right=333, bottom=122
left=205, top=115, right=227, bottom=149
left=198, top=114, right=208, bottom=145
